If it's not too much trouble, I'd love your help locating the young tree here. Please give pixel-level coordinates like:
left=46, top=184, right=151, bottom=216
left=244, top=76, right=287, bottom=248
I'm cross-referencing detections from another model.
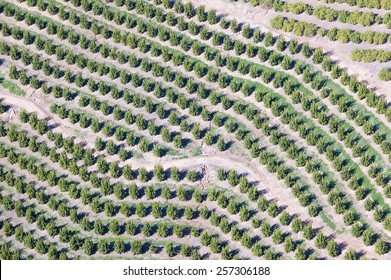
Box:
left=294, top=245, right=307, bottom=260
left=344, top=248, right=358, bottom=260
left=279, top=211, right=291, bottom=226
left=375, top=239, right=389, bottom=255
left=165, top=242, right=176, bottom=257
left=138, top=167, right=149, bottom=182
left=315, top=231, right=328, bottom=249
left=145, top=185, right=156, bottom=200
left=131, top=240, right=142, bottom=255
left=291, top=217, right=303, bottom=233
left=363, top=229, right=375, bottom=246
left=186, top=170, right=198, bottom=182
left=327, top=240, right=340, bottom=257
left=98, top=239, right=109, bottom=254
left=142, top=222, right=153, bottom=237
left=284, top=236, right=295, bottom=253
left=83, top=238, right=94, bottom=256
left=272, top=228, right=284, bottom=244
left=154, top=164, right=165, bottom=181
left=109, top=220, right=121, bottom=235
left=114, top=239, right=125, bottom=254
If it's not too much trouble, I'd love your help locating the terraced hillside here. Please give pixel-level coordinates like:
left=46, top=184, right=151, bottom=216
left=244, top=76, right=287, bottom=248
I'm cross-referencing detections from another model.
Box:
left=0, top=0, right=390, bottom=260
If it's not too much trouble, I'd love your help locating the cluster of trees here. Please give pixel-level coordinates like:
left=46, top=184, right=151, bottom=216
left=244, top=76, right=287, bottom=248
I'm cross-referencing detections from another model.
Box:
left=262, top=19, right=391, bottom=190
left=0, top=148, right=252, bottom=260
left=1, top=0, right=390, bottom=260
left=35, top=0, right=360, bottom=179
left=3, top=42, right=190, bottom=147
left=5, top=113, right=200, bottom=189
left=253, top=76, right=391, bottom=222
left=270, top=15, right=390, bottom=45
left=0, top=243, right=25, bottom=260
left=4, top=28, right=233, bottom=160
left=2, top=113, right=184, bottom=190
left=275, top=1, right=384, bottom=27
left=270, top=15, right=320, bottom=37
left=0, top=191, right=202, bottom=258
left=238, top=0, right=275, bottom=9
left=351, top=49, right=391, bottom=63
left=7, top=0, right=391, bottom=206
left=274, top=1, right=308, bottom=15
left=218, top=166, right=322, bottom=231
left=51, top=92, right=181, bottom=148
left=210, top=168, right=361, bottom=258
left=206, top=4, right=391, bottom=125
left=0, top=199, right=68, bottom=259
left=56, top=0, right=376, bottom=188
left=0, top=122, right=188, bottom=203
left=0, top=12, right=225, bottom=147
left=174, top=1, right=391, bottom=132
left=313, top=6, right=378, bottom=26
left=179, top=180, right=333, bottom=258
left=7, top=51, right=189, bottom=152
left=323, top=0, right=391, bottom=10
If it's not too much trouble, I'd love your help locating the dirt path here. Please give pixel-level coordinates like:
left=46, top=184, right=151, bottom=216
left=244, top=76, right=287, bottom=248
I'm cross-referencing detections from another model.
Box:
left=0, top=87, right=78, bottom=141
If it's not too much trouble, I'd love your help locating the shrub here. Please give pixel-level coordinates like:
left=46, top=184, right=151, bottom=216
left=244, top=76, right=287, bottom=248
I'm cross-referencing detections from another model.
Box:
left=379, top=68, right=391, bottom=81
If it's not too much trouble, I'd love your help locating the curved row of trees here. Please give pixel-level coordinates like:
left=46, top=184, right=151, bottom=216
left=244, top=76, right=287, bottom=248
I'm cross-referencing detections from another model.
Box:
left=1, top=110, right=352, bottom=260
left=2, top=0, right=391, bottom=259
left=2, top=114, right=190, bottom=183
left=270, top=15, right=390, bottom=45
left=351, top=48, right=391, bottom=62
left=0, top=142, right=242, bottom=259
left=3, top=0, right=390, bottom=133
left=3, top=2, right=391, bottom=236
left=323, top=0, right=391, bottom=10
left=144, top=0, right=391, bottom=126
left=3, top=0, right=391, bottom=214
left=0, top=194, right=204, bottom=259
left=273, top=0, right=389, bottom=27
